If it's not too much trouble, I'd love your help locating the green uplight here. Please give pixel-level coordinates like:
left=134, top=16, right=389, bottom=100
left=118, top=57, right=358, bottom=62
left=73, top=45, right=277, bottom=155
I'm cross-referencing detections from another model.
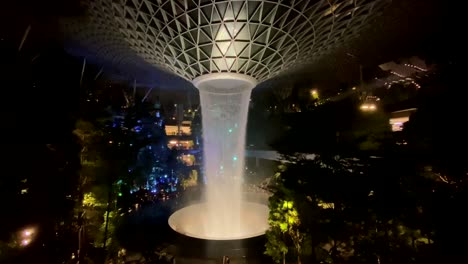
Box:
left=228, top=128, right=233, bottom=133
left=118, top=192, right=122, bottom=197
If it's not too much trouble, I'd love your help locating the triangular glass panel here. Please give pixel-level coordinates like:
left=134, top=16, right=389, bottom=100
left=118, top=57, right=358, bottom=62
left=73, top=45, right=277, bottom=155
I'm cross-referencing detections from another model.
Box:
left=251, top=48, right=265, bottom=62
left=199, top=8, right=209, bottom=25
left=268, top=29, right=282, bottom=43
left=216, top=24, right=231, bottom=41
left=235, top=24, right=249, bottom=40
left=261, top=2, right=276, bottom=22
left=177, top=16, right=189, bottom=30
left=224, top=22, right=237, bottom=38
left=177, top=54, right=187, bottom=65
left=189, top=30, right=198, bottom=43
left=254, top=28, right=269, bottom=44
left=213, top=58, right=227, bottom=71
left=239, top=44, right=250, bottom=58
left=210, top=61, right=219, bottom=72
left=262, top=5, right=277, bottom=24
left=192, top=64, right=201, bottom=74
left=270, top=36, right=286, bottom=50
left=249, top=2, right=262, bottom=22
left=199, top=45, right=212, bottom=59
left=173, top=1, right=184, bottom=16
left=224, top=2, right=235, bottom=21
left=270, top=53, right=282, bottom=65
left=186, top=54, right=197, bottom=65
left=168, top=22, right=178, bottom=34
left=250, top=44, right=263, bottom=56
left=249, top=24, right=258, bottom=36
left=232, top=1, right=244, bottom=19
left=201, top=6, right=211, bottom=21
left=212, top=7, right=222, bottom=22
left=164, top=55, right=173, bottom=65
left=246, top=61, right=257, bottom=73
left=212, top=44, right=223, bottom=57
left=176, top=60, right=187, bottom=71
left=262, top=48, right=275, bottom=61
left=225, top=58, right=235, bottom=70
left=187, top=11, right=198, bottom=28
left=189, top=68, right=198, bottom=77
left=284, top=17, right=300, bottom=33
left=225, top=43, right=237, bottom=57
left=183, top=37, right=193, bottom=49
left=199, top=30, right=211, bottom=44
left=247, top=1, right=261, bottom=17
left=200, top=61, right=210, bottom=72
left=237, top=2, right=248, bottom=20
left=233, top=41, right=248, bottom=55
left=216, top=2, right=228, bottom=19
left=211, top=25, right=221, bottom=39
left=238, top=59, right=248, bottom=72
left=216, top=41, right=231, bottom=55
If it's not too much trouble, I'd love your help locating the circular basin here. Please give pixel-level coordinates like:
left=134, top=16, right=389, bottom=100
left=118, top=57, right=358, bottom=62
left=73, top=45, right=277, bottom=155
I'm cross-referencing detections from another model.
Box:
left=168, top=202, right=269, bottom=240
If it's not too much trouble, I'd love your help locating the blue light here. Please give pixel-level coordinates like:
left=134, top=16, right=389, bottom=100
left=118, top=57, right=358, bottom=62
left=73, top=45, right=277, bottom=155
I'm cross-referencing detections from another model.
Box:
left=233, top=156, right=238, bottom=161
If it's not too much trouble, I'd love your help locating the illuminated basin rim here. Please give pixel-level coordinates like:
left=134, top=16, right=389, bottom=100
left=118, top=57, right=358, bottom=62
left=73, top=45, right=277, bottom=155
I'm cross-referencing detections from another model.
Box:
left=168, top=202, right=269, bottom=240
left=192, top=72, right=258, bottom=93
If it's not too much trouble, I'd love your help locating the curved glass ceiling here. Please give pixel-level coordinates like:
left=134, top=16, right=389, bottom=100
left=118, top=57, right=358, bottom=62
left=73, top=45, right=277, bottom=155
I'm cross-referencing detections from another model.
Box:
left=74, top=0, right=388, bottom=82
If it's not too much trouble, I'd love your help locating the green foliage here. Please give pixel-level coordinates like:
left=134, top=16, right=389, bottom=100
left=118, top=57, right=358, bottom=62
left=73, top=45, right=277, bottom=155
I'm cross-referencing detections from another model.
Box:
left=266, top=164, right=308, bottom=264
left=265, top=229, right=289, bottom=264
left=265, top=155, right=437, bottom=264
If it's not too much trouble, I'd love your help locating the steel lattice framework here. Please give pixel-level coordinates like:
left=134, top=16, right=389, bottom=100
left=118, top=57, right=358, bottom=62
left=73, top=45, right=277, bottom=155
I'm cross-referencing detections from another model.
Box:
left=70, top=0, right=388, bottom=82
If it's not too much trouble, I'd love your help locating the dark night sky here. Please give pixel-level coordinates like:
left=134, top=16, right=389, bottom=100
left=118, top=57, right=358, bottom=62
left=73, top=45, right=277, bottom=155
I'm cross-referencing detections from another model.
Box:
left=1, top=0, right=461, bottom=104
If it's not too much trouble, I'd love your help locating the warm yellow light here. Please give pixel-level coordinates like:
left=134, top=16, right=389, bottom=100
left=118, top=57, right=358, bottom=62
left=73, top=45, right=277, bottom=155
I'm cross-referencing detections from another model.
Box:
left=169, top=140, right=177, bottom=144
left=352, top=87, right=356, bottom=90
left=311, top=89, right=319, bottom=99
left=21, top=238, right=31, bottom=246
left=21, top=227, right=36, bottom=238
left=360, top=103, right=377, bottom=111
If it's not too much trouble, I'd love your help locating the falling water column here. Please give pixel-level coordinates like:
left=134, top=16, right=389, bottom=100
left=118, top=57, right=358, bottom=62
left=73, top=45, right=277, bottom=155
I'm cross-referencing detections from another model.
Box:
left=193, top=73, right=257, bottom=239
